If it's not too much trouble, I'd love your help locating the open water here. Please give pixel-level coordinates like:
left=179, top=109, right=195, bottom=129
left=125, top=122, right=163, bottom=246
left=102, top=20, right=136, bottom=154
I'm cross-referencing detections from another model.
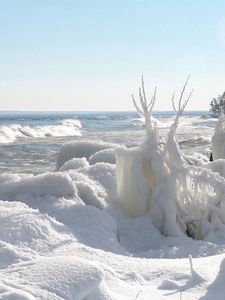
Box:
left=0, top=111, right=216, bottom=174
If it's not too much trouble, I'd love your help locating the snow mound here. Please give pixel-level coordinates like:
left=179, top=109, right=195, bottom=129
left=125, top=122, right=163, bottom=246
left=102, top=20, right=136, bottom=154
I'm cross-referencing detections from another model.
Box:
left=56, top=141, right=117, bottom=171
left=0, top=172, right=77, bottom=203
left=0, top=161, right=117, bottom=214
left=0, top=201, right=73, bottom=248
left=59, top=157, right=89, bottom=171
left=1, top=257, right=104, bottom=300
left=0, top=166, right=121, bottom=253
left=0, top=201, right=76, bottom=267
left=0, top=287, right=35, bottom=300
left=89, top=148, right=116, bottom=165
left=52, top=204, right=123, bottom=253
left=203, top=159, right=225, bottom=178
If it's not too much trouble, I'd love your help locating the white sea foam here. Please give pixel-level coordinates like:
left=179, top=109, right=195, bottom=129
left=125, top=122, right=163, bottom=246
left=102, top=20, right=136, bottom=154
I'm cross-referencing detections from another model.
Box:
left=132, top=116, right=172, bottom=128
left=95, top=115, right=111, bottom=120
left=0, top=119, right=82, bottom=144
left=59, top=119, right=82, bottom=128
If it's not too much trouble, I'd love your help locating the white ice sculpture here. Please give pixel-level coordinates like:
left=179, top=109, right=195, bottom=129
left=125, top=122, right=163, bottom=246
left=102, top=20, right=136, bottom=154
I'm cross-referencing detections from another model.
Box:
left=212, top=112, right=225, bottom=160
left=116, top=77, right=225, bottom=239
left=116, top=78, right=160, bottom=218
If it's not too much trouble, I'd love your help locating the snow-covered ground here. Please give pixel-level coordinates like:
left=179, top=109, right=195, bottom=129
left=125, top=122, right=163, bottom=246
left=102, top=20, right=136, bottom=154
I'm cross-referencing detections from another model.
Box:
left=0, top=136, right=225, bottom=299
left=1, top=95, right=225, bottom=299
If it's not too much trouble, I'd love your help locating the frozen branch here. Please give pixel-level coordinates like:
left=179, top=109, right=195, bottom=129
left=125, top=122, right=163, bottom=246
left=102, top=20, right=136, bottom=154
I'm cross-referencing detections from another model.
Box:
left=163, top=76, right=194, bottom=167
left=170, top=76, right=194, bottom=136
left=132, top=76, right=157, bottom=140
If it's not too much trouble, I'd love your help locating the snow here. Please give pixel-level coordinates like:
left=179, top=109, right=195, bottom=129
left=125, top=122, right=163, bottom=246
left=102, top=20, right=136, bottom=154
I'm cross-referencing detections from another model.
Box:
left=1, top=255, right=104, bottom=299
left=2, top=93, right=225, bottom=298
left=203, top=159, right=225, bottom=178
left=59, top=157, right=89, bottom=171
left=115, top=85, right=225, bottom=242
left=56, top=141, right=117, bottom=170
left=89, top=148, right=116, bottom=165
left=1, top=158, right=225, bottom=299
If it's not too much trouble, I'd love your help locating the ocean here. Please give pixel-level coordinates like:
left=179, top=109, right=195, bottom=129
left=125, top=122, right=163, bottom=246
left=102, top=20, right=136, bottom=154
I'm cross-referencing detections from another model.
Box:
left=0, top=111, right=216, bottom=174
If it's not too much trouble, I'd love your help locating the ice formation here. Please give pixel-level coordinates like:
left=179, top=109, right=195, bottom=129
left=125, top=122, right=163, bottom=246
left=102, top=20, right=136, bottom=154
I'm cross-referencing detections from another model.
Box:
left=212, top=112, right=225, bottom=160
left=56, top=141, right=117, bottom=170
left=116, top=77, right=225, bottom=239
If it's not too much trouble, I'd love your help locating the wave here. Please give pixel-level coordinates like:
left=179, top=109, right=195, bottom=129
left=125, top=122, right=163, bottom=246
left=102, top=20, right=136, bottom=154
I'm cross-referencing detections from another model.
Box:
left=131, top=116, right=171, bottom=129
left=58, top=119, right=82, bottom=128
left=95, top=116, right=111, bottom=120
left=179, top=136, right=211, bottom=148
left=0, top=119, right=82, bottom=144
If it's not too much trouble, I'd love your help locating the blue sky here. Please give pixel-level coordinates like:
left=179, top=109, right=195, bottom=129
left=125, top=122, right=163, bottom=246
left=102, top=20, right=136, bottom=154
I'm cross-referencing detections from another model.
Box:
left=0, top=0, right=225, bottom=111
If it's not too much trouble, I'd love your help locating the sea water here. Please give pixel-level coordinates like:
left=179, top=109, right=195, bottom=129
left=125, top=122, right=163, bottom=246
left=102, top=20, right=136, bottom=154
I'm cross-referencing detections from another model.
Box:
left=0, top=111, right=216, bottom=174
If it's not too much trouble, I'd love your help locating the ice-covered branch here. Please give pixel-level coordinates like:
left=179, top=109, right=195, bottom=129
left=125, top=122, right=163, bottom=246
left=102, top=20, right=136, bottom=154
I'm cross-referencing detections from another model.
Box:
left=117, top=75, right=225, bottom=240
left=170, top=76, right=194, bottom=136
left=164, top=77, right=193, bottom=170
left=132, top=76, right=157, bottom=144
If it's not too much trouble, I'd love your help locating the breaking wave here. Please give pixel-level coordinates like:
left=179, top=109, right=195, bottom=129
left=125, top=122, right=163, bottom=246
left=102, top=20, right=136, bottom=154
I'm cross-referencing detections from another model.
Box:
left=179, top=136, right=211, bottom=148
left=131, top=116, right=171, bottom=129
left=0, top=119, right=82, bottom=144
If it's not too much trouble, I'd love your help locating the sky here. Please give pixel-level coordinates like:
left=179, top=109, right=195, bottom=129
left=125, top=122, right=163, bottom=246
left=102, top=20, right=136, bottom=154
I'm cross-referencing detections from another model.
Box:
left=0, top=0, right=225, bottom=111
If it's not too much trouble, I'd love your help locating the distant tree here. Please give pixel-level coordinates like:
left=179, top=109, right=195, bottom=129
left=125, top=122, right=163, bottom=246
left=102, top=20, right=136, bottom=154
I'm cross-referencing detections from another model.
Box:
left=210, top=92, right=225, bottom=115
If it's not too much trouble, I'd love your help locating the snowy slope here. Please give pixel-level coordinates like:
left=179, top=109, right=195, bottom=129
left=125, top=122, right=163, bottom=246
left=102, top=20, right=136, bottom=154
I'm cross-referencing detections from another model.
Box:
left=1, top=139, right=225, bottom=299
